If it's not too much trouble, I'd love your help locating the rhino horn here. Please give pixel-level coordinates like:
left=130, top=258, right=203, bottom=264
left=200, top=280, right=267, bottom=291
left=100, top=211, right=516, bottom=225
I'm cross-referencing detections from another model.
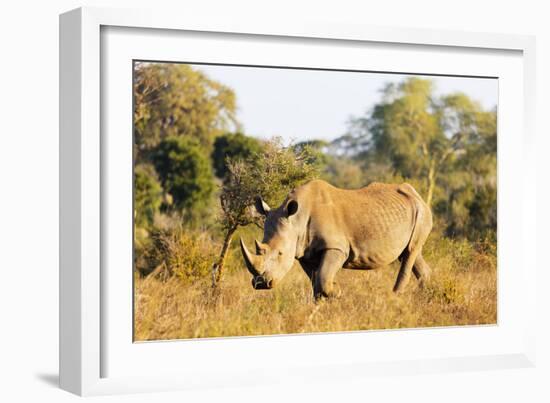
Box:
left=240, top=238, right=262, bottom=276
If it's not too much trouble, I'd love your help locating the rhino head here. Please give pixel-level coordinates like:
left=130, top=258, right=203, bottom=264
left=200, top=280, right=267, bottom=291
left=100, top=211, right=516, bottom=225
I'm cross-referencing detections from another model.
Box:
left=240, top=196, right=300, bottom=290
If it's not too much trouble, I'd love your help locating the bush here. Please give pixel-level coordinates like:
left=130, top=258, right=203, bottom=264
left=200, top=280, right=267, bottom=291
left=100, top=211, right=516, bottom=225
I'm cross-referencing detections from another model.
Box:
left=423, top=277, right=466, bottom=305
left=141, top=228, right=218, bottom=284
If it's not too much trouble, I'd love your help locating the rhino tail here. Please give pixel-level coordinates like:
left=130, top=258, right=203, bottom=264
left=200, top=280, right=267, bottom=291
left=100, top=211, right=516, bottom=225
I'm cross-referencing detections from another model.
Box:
left=398, top=184, right=432, bottom=253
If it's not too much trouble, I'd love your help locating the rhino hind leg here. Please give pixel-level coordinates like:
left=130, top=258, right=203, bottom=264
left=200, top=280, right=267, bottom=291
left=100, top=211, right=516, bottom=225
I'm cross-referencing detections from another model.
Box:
left=398, top=252, right=431, bottom=286
left=314, top=249, right=347, bottom=300
left=393, top=248, right=421, bottom=293
left=393, top=203, right=431, bottom=293
left=412, top=253, right=431, bottom=287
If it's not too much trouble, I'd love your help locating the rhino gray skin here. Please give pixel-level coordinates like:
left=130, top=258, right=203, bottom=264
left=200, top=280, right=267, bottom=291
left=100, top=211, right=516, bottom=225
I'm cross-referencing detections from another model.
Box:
left=240, top=179, right=433, bottom=299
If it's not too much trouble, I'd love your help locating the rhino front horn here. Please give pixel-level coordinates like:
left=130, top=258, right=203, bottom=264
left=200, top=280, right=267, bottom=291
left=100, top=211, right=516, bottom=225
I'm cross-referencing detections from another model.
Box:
left=240, top=238, right=262, bottom=276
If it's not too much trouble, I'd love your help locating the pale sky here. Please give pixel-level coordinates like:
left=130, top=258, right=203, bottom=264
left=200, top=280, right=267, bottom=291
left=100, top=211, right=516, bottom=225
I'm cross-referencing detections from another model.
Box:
left=194, top=64, right=498, bottom=143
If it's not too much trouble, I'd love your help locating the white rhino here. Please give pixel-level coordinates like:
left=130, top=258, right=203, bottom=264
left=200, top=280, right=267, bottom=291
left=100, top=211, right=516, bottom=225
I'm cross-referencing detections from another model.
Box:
left=240, top=179, right=433, bottom=299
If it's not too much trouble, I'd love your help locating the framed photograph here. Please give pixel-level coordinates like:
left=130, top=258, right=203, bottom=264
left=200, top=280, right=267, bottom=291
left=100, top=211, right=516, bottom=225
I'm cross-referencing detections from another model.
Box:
left=60, top=7, right=537, bottom=396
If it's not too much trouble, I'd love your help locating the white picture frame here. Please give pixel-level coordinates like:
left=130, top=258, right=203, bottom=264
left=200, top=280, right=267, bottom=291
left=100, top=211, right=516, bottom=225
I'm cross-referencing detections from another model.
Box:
left=59, top=6, right=537, bottom=396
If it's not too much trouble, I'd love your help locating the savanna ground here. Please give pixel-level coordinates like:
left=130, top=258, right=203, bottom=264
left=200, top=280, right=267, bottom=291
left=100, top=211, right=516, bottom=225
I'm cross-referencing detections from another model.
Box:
left=134, top=229, right=496, bottom=341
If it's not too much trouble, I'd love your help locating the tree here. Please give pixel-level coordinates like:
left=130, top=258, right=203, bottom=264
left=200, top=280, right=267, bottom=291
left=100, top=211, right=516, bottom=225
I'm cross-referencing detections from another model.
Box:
left=323, top=158, right=369, bottom=189
left=134, top=164, right=163, bottom=228
left=133, top=62, right=239, bottom=162
left=365, top=78, right=443, bottom=206
left=212, top=132, right=262, bottom=178
left=212, top=137, right=319, bottom=286
left=336, top=77, right=496, bottom=238
left=346, top=78, right=496, bottom=209
left=152, top=136, right=215, bottom=213
left=292, top=140, right=371, bottom=189
left=436, top=95, right=497, bottom=237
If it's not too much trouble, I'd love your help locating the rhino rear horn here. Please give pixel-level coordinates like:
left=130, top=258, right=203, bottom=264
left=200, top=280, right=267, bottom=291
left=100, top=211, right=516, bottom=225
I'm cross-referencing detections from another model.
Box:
left=254, top=239, right=268, bottom=255
left=240, top=238, right=262, bottom=276
left=254, top=197, right=271, bottom=216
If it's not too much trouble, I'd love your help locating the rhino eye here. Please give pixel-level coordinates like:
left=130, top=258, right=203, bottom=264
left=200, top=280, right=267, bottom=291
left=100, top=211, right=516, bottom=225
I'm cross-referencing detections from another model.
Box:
left=278, top=251, right=283, bottom=256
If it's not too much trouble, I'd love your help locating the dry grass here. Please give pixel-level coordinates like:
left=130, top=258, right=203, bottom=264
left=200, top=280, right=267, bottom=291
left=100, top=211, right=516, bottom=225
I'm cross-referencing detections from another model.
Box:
left=134, top=235, right=496, bottom=341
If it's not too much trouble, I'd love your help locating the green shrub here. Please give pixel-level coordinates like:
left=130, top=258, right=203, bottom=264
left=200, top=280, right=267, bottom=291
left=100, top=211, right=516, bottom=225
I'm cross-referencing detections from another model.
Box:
left=423, top=277, right=465, bottom=305
left=143, top=228, right=218, bottom=284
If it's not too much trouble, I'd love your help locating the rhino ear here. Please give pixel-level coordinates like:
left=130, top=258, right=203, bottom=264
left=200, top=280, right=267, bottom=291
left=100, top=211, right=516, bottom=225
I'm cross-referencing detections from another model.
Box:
left=254, top=196, right=271, bottom=216
left=287, top=200, right=299, bottom=217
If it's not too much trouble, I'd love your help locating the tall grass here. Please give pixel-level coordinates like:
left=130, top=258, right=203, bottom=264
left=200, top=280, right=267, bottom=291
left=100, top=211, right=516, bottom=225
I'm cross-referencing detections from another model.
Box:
left=134, top=233, right=496, bottom=341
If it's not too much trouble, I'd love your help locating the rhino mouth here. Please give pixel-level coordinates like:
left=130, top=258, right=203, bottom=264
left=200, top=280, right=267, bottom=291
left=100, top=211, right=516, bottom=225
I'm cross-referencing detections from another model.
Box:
left=251, top=277, right=271, bottom=290
left=241, top=238, right=276, bottom=290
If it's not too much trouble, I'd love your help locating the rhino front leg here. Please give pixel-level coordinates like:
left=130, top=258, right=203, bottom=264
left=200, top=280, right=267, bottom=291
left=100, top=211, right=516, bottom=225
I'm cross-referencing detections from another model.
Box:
left=298, top=258, right=316, bottom=282
left=314, top=249, right=347, bottom=300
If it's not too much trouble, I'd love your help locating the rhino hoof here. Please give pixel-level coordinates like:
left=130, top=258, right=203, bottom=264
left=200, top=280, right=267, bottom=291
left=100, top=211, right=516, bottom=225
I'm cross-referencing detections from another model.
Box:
left=314, top=287, right=341, bottom=301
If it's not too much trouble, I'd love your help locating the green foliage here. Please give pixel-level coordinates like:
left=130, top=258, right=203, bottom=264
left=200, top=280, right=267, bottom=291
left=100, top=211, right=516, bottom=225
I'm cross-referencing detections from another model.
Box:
left=152, top=136, right=215, bottom=213
left=434, top=94, right=497, bottom=238
left=212, top=132, right=262, bottom=178
left=249, top=137, right=320, bottom=208
left=134, top=164, right=163, bottom=228
left=292, top=140, right=330, bottom=167
left=132, top=62, right=240, bottom=233
left=133, top=62, right=238, bottom=161
left=466, top=185, right=497, bottom=237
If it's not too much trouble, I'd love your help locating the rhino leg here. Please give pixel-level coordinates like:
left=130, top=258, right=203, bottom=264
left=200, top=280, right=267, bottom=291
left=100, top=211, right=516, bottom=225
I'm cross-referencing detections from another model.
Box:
left=399, top=252, right=431, bottom=286
left=393, top=248, right=421, bottom=293
left=314, top=249, right=347, bottom=300
left=412, top=253, right=431, bottom=286
left=298, top=258, right=316, bottom=282
left=394, top=200, right=431, bottom=293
